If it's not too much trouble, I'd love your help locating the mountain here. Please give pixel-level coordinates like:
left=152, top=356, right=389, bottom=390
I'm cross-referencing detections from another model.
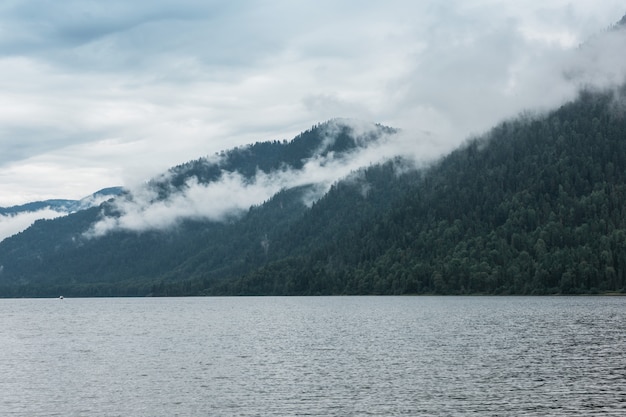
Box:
left=225, top=87, right=626, bottom=296
left=2, top=86, right=626, bottom=297
left=0, top=187, right=124, bottom=216
left=0, top=120, right=398, bottom=296
left=0, top=187, right=125, bottom=244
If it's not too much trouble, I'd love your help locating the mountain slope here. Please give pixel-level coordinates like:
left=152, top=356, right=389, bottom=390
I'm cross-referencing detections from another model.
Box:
left=215, top=87, right=626, bottom=295
left=0, top=187, right=124, bottom=216
left=0, top=120, right=396, bottom=296
left=0, top=187, right=125, bottom=244
left=2, top=88, right=626, bottom=297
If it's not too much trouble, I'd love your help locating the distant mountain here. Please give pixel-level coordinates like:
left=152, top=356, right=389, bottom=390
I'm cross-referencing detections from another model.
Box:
left=0, top=200, right=76, bottom=216
left=0, top=187, right=124, bottom=216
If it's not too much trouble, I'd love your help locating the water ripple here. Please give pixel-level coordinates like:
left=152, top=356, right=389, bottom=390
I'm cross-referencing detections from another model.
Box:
left=0, top=296, right=624, bottom=416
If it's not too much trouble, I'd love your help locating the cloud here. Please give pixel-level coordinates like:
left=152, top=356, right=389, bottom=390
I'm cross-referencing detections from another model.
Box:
left=86, top=172, right=274, bottom=237
left=565, top=29, right=626, bottom=88
left=86, top=119, right=414, bottom=236
left=0, top=208, right=67, bottom=242
left=0, top=1, right=625, bottom=207
left=0, top=184, right=121, bottom=239
left=385, top=2, right=626, bottom=145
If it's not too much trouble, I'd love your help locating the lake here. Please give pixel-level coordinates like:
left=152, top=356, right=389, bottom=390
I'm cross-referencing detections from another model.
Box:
left=0, top=296, right=625, bottom=416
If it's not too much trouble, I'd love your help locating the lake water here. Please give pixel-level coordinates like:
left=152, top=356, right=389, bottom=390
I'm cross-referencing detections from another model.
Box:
left=0, top=296, right=625, bottom=416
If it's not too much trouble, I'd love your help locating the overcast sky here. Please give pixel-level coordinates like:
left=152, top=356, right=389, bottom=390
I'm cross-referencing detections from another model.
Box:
left=0, top=0, right=625, bottom=206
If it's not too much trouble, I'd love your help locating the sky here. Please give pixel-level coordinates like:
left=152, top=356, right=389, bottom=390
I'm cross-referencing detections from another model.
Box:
left=0, top=0, right=625, bottom=209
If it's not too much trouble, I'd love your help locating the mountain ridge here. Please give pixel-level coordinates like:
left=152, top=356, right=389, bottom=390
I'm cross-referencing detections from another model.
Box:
left=0, top=120, right=400, bottom=296
left=2, top=85, right=626, bottom=297
left=206, top=87, right=626, bottom=296
left=0, top=187, right=124, bottom=216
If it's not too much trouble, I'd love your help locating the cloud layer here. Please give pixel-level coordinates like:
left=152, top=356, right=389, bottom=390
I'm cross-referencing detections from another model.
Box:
left=86, top=120, right=411, bottom=236
left=0, top=0, right=625, bottom=208
left=0, top=209, right=66, bottom=241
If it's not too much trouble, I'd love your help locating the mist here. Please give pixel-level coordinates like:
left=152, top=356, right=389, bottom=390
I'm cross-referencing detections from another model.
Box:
left=0, top=209, right=67, bottom=242
left=85, top=119, right=411, bottom=237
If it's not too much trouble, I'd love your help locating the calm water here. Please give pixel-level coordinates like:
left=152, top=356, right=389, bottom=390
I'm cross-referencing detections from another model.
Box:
left=0, top=296, right=625, bottom=416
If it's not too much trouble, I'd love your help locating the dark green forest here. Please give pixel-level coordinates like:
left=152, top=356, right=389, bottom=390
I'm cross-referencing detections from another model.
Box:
left=222, top=88, right=626, bottom=296
left=1, top=88, right=626, bottom=297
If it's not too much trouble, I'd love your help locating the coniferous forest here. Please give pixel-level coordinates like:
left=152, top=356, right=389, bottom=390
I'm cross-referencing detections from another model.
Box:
left=1, top=87, right=626, bottom=297
left=215, top=88, right=626, bottom=296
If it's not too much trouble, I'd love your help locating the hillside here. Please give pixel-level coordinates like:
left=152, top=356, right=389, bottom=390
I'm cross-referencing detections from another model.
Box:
left=214, top=87, right=626, bottom=296
left=1, top=87, right=626, bottom=297
left=0, top=120, right=397, bottom=297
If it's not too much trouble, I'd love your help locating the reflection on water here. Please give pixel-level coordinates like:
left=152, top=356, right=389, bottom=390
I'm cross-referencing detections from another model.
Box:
left=0, top=296, right=625, bottom=416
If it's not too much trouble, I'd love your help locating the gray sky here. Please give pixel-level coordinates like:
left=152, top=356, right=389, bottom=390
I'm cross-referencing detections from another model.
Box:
left=1, top=0, right=625, bottom=206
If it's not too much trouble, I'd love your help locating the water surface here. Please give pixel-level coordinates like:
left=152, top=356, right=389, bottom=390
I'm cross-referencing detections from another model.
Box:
left=1, top=296, right=624, bottom=416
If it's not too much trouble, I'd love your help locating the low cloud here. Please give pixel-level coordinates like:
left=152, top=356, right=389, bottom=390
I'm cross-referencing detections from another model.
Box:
left=565, top=28, right=626, bottom=89
left=85, top=120, right=419, bottom=237
left=387, top=7, right=626, bottom=150
left=0, top=209, right=67, bottom=242
left=0, top=188, right=121, bottom=240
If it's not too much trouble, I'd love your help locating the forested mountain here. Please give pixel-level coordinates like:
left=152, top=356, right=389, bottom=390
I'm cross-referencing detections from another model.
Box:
left=222, top=87, right=626, bottom=296
left=1, top=88, right=626, bottom=297
left=0, top=120, right=397, bottom=296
